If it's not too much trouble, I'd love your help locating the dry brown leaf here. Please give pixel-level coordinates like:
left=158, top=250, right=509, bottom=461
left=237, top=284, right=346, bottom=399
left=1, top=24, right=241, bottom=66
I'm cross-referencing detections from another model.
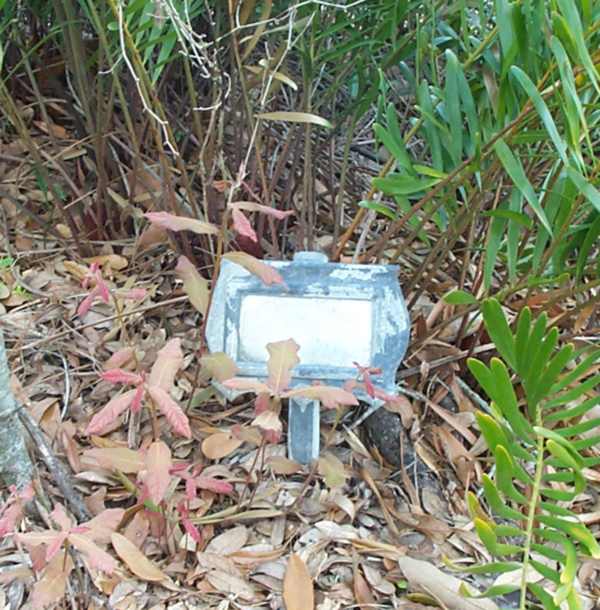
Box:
left=202, top=432, right=243, bottom=460
left=205, top=526, right=248, bottom=555
left=84, top=254, right=129, bottom=270
left=206, top=570, right=256, bottom=600
left=353, top=566, right=376, bottom=610
left=318, top=453, right=347, bottom=489
left=283, top=553, right=314, bottom=610
left=111, top=533, right=166, bottom=582
left=398, top=557, right=498, bottom=610
left=268, top=456, right=302, bottom=475
left=84, top=447, right=144, bottom=473
left=200, top=352, right=239, bottom=382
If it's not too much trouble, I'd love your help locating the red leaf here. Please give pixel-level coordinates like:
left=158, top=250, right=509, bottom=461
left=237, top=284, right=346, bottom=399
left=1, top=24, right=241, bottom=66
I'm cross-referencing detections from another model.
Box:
left=130, top=384, right=145, bottom=414
left=147, top=385, right=191, bottom=439
left=124, top=288, right=147, bottom=300
left=104, top=347, right=135, bottom=369
left=50, top=504, right=72, bottom=531
left=222, top=377, right=271, bottom=394
left=231, top=208, right=258, bottom=242
left=353, top=362, right=376, bottom=399
left=230, top=201, right=295, bottom=220
left=85, top=389, right=138, bottom=435
left=182, top=517, right=202, bottom=543
left=45, top=532, right=69, bottom=563
left=144, top=211, right=219, bottom=235
left=68, top=533, right=117, bottom=573
left=148, top=338, right=183, bottom=391
left=140, top=441, right=172, bottom=505
left=101, top=369, right=143, bottom=386
left=284, top=385, right=358, bottom=409
left=254, top=392, right=270, bottom=415
left=76, top=293, right=95, bottom=317
left=194, top=476, right=233, bottom=495
left=82, top=508, right=125, bottom=544
left=223, top=252, right=284, bottom=286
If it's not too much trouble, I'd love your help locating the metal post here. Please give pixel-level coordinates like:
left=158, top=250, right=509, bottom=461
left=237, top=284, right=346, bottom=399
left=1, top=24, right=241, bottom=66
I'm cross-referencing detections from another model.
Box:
left=287, top=398, right=320, bottom=464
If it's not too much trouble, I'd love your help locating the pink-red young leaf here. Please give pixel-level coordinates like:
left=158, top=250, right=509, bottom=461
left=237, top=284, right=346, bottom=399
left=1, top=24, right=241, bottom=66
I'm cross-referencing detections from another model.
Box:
left=130, top=384, right=145, bottom=414
left=83, top=508, right=125, bottom=544
left=101, top=369, right=143, bottom=386
left=254, top=392, right=271, bottom=415
left=104, top=347, right=135, bottom=370
left=148, top=338, right=183, bottom=391
left=50, top=504, right=72, bottom=531
left=252, top=410, right=282, bottom=444
left=76, top=292, right=95, bottom=317
left=144, top=211, right=219, bottom=235
left=284, top=385, right=358, bottom=409
left=16, top=531, right=65, bottom=552
left=31, top=551, right=73, bottom=609
left=140, top=441, right=172, bottom=505
left=223, top=252, right=284, bottom=286
left=266, top=339, right=300, bottom=393
left=230, top=201, right=295, bottom=220
left=147, top=385, right=191, bottom=439
left=0, top=483, right=34, bottom=536
left=45, top=532, right=69, bottom=563
left=222, top=377, right=271, bottom=394
left=68, top=533, right=117, bottom=573
left=175, top=256, right=210, bottom=316
left=124, top=288, right=147, bottom=301
left=85, top=389, right=138, bottom=435
left=231, top=208, right=258, bottom=242
left=194, top=476, right=234, bottom=495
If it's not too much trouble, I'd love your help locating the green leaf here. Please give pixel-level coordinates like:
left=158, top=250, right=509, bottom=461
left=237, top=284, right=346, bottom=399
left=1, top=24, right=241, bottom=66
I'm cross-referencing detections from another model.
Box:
left=443, top=290, right=477, bottom=305
left=493, top=139, right=552, bottom=234
left=566, top=167, right=600, bottom=213
left=483, top=209, right=533, bottom=228
left=358, top=200, right=396, bottom=220
left=444, top=50, right=463, bottom=165
left=256, top=111, right=333, bottom=129
left=372, top=174, right=440, bottom=196
left=481, top=298, right=516, bottom=370
left=510, top=66, right=569, bottom=166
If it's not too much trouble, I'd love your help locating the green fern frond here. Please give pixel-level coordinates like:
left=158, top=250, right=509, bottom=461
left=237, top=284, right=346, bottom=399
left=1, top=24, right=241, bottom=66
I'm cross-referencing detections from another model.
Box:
left=466, top=298, right=599, bottom=610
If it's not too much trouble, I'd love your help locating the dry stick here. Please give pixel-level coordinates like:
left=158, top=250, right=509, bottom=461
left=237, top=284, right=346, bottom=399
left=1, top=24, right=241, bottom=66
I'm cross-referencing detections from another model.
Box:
left=17, top=408, right=89, bottom=521
left=20, top=296, right=187, bottom=352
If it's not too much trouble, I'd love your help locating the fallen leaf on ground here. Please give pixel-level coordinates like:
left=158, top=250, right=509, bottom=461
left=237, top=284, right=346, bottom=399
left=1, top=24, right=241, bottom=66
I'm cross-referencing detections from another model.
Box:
left=111, top=533, right=167, bottom=582
left=398, top=556, right=498, bottom=610
left=283, top=553, right=314, bottom=610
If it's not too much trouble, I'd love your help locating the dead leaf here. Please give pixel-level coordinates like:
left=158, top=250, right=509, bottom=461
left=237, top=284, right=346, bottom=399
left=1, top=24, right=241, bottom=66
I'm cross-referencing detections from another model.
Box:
left=353, top=566, right=376, bottom=610
left=84, top=447, right=144, bottom=473
left=257, top=111, right=332, bottom=129
left=200, top=352, right=239, bottom=383
left=398, top=557, right=498, bottom=610
left=84, top=255, right=128, bottom=271
left=284, top=385, right=358, bottom=409
left=223, top=252, right=284, bottom=286
left=202, top=432, right=243, bottom=460
left=145, top=211, right=219, bottom=235
left=318, top=453, right=347, bottom=489
left=206, top=570, right=256, bottom=600
left=31, top=551, right=73, bottom=609
left=283, top=553, right=314, bottom=610
left=205, top=526, right=248, bottom=555
left=111, top=533, right=167, bottom=582
left=175, top=256, right=210, bottom=316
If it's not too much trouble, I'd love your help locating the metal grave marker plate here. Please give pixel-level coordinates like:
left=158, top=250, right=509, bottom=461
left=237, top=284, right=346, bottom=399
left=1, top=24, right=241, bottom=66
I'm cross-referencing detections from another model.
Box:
left=206, top=251, right=410, bottom=463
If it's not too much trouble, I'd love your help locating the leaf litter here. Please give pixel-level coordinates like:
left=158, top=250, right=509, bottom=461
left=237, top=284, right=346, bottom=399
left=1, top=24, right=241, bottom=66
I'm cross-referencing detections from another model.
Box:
left=2, top=178, right=591, bottom=610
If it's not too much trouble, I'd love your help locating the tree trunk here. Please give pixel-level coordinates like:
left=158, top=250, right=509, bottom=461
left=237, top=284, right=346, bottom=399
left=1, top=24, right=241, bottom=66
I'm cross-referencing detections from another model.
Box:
left=0, top=331, right=33, bottom=489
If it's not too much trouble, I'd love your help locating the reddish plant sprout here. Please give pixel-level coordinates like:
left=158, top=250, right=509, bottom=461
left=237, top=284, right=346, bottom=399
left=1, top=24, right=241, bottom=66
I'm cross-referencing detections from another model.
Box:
left=170, top=462, right=234, bottom=498
left=176, top=500, right=201, bottom=543
left=16, top=504, right=123, bottom=574
left=86, top=339, right=191, bottom=439
left=77, top=262, right=110, bottom=317
left=0, top=482, right=34, bottom=537
left=352, top=362, right=382, bottom=399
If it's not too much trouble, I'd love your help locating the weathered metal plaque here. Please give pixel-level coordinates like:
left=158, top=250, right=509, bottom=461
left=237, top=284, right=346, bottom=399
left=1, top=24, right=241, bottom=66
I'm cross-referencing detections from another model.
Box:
left=206, top=251, right=410, bottom=463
